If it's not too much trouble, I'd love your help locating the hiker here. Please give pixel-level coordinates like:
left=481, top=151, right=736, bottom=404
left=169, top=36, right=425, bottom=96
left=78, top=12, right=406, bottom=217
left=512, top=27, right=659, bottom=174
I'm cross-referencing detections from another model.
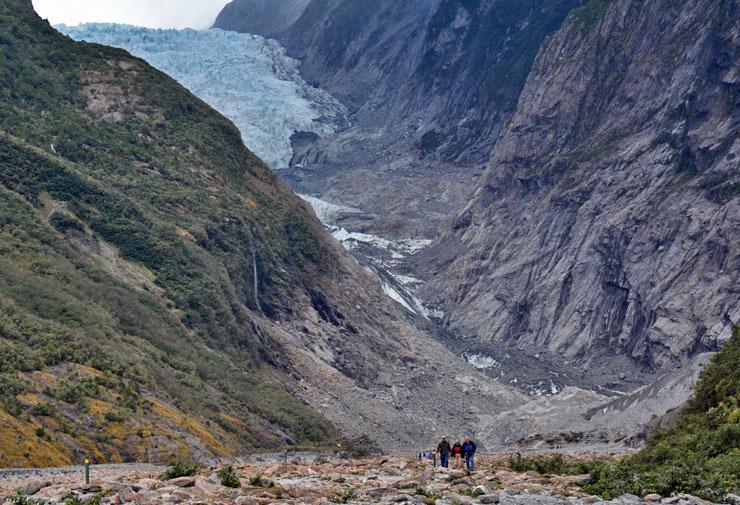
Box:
left=452, top=440, right=463, bottom=468
left=436, top=437, right=451, bottom=468
left=462, top=438, right=477, bottom=471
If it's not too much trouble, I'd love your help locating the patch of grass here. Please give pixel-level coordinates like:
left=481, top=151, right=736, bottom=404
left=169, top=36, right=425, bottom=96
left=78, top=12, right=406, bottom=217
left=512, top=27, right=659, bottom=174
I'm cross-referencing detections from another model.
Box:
left=506, top=452, right=598, bottom=475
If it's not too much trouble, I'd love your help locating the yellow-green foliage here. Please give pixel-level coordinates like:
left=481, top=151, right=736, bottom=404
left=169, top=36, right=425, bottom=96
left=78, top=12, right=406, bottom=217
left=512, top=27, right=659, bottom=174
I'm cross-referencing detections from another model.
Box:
left=0, top=0, right=339, bottom=466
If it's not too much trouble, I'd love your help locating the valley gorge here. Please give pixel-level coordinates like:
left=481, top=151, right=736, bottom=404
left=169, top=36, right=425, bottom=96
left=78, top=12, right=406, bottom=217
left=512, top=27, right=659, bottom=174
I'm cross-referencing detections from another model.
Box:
left=213, top=0, right=738, bottom=401
left=0, top=0, right=736, bottom=471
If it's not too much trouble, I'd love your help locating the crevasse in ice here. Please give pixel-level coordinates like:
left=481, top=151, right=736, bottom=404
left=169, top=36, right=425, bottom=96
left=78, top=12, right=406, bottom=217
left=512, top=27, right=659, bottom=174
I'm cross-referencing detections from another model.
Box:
left=57, top=23, right=346, bottom=170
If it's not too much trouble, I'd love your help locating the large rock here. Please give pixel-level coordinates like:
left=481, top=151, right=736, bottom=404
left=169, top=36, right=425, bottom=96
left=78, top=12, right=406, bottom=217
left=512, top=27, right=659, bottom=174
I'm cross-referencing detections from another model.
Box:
left=21, top=480, right=49, bottom=496
left=479, top=495, right=500, bottom=504
left=166, top=477, right=195, bottom=488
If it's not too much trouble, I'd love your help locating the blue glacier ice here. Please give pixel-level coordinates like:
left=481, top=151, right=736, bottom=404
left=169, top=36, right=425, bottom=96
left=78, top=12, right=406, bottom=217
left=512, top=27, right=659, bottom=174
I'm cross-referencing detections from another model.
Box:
left=57, top=24, right=346, bottom=170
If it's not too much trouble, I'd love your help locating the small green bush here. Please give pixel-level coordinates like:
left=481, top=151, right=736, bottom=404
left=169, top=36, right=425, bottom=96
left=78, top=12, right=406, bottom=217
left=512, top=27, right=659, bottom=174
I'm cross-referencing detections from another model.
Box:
left=162, top=460, right=200, bottom=480
left=248, top=474, right=273, bottom=488
left=217, top=465, right=240, bottom=488
left=103, top=410, right=125, bottom=423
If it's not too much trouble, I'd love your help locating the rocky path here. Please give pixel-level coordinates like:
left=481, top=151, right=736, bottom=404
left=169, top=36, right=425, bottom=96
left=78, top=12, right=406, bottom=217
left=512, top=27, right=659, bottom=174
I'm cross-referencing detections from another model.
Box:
left=0, top=455, right=716, bottom=505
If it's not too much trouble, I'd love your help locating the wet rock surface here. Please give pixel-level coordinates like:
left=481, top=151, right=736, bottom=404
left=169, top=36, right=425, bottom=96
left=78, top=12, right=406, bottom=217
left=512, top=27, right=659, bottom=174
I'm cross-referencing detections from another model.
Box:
left=0, top=455, right=718, bottom=505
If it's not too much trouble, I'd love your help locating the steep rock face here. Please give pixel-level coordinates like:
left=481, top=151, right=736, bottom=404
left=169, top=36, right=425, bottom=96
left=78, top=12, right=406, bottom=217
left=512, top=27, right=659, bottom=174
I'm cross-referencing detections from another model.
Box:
left=214, top=0, right=311, bottom=40
left=417, top=0, right=739, bottom=387
left=215, top=0, right=581, bottom=238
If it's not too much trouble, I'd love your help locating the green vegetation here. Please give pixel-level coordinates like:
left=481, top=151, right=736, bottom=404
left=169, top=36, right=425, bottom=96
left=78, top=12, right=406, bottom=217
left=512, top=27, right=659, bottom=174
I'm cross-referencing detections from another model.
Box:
left=414, top=487, right=442, bottom=501
left=7, top=491, right=47, bottom=505
left=0, top=0, right=339, bottom=465
left=506, top=452, right=598, bottom=475
left=570, top=0, right=614, bottom=35
left=217, top=465, right=241, bottom=488
left=419, top=0, right=580, bottom=114
left=584, top=327, right=739, bottom=502
left=505, top=328, right=739, bottom=502
left=6, top=489, right=111, bottom=505
left=249, top=474, right=273, bottom=488
left=329, top=488, right=357, bottom=504
left=162, top=460, right=201, bottom=480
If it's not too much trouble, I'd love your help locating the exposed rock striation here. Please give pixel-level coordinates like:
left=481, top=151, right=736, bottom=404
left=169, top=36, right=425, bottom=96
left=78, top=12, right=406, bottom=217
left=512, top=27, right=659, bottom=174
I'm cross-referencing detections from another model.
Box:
left=416, top=0, right=739, bottom=387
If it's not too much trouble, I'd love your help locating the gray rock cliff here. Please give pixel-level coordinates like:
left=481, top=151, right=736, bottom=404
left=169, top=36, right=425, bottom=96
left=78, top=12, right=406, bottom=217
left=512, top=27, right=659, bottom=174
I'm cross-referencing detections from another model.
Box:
left=416, top=0, right=739, bottom=386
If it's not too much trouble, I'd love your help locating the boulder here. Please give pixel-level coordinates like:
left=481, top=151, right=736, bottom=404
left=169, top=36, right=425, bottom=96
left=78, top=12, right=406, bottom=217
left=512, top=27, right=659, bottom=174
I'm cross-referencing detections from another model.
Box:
left=472, top=485, right=490, bottom=496
left=644, top=494, right=663, bottom=502
left=134, top=479, right=162, bottom=490
left=479, top=495, right=500, bottom=504
left=167, top=477, right=195, bottom=488
left=236, top=496, right=258, bottom=505
left=581, top=496, right=602, bottom=504
left=21, top=480, right=49, bottom=496
left=616, top=494, right=642, bottom=503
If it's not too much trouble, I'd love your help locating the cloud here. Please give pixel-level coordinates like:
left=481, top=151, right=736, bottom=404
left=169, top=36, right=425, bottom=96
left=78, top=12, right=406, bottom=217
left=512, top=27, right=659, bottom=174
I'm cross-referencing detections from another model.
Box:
left=32, top=0, right=231, bottom=29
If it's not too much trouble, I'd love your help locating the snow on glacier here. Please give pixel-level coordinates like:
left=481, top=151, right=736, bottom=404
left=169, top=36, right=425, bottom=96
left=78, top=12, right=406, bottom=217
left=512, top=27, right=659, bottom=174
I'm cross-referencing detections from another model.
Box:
left=57, top=23, right=346, bottom=170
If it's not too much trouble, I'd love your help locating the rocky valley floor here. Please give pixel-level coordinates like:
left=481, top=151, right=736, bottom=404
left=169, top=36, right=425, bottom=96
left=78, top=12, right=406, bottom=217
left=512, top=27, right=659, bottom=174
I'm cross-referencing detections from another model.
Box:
left=0, top=454, right=720, bottom=505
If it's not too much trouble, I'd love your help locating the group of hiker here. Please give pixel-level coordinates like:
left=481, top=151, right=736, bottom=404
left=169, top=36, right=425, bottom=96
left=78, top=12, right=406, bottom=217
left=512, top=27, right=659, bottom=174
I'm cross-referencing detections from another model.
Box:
left=419, top=437, right=477, bottom=470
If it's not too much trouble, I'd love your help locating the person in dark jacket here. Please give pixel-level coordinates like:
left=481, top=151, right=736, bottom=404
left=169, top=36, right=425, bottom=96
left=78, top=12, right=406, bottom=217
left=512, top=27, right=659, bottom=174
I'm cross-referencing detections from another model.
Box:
left=452, top=440, right=463, bottom=469
left=436, top=437, right=451, bottom=468
left=462, top=438, right=477, bottom=470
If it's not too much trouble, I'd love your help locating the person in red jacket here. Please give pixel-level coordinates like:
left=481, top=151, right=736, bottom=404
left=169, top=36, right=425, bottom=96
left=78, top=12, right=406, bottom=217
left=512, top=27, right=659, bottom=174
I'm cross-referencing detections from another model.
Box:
left=452, top=440, right=463, bottom=469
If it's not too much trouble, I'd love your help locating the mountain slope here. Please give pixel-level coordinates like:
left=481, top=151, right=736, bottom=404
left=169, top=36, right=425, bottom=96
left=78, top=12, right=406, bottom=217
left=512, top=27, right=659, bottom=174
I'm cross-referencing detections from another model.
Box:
left=0, top=0, right=342, bottom=465
left=215, top=0, right=582, bottom=240
left=214, top=0, right=311, bottom=39
left=0, top=0, right=527, bottom=466
left=584, top=326, right=739, bottom=502
left=416, top=0, right=739, bottom=389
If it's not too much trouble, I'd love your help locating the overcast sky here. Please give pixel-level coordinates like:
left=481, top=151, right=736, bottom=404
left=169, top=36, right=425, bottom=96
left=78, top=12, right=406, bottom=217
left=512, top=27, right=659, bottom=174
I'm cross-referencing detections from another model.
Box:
left=32, top=0, right=231, bottom=29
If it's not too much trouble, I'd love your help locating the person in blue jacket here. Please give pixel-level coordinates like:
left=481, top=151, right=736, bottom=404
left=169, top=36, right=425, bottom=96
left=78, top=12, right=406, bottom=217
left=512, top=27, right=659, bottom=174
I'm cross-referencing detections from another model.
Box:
left=462, top=438, right=477, bottom=471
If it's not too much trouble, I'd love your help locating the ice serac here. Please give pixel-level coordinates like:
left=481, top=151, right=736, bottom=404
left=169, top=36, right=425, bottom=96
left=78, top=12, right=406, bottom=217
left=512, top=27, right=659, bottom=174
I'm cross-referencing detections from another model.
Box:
left=214, top=0, right=582, bottom=238
left=416, top=0, right=739, bottom=388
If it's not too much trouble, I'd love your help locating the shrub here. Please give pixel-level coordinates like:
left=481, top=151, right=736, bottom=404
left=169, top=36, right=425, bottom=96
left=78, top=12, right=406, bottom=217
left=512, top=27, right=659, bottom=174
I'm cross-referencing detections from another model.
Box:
left=329, top=488, right=357, bottom=504
left=248, top=474, right=272, bottom=488
left=30, top=403, right=54, bottom=417
left=162, top=460, right=200, bottom=480
left=103, top=410, right=124, bottom=423
left=217, top=465, right=240, bottom=488
left=506, top=453, right=598, bottom=475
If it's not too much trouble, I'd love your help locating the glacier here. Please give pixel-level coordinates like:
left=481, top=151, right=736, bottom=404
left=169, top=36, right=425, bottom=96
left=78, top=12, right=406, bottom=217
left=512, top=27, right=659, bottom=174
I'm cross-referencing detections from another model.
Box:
left=57, top=23, right=346, bottom=170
